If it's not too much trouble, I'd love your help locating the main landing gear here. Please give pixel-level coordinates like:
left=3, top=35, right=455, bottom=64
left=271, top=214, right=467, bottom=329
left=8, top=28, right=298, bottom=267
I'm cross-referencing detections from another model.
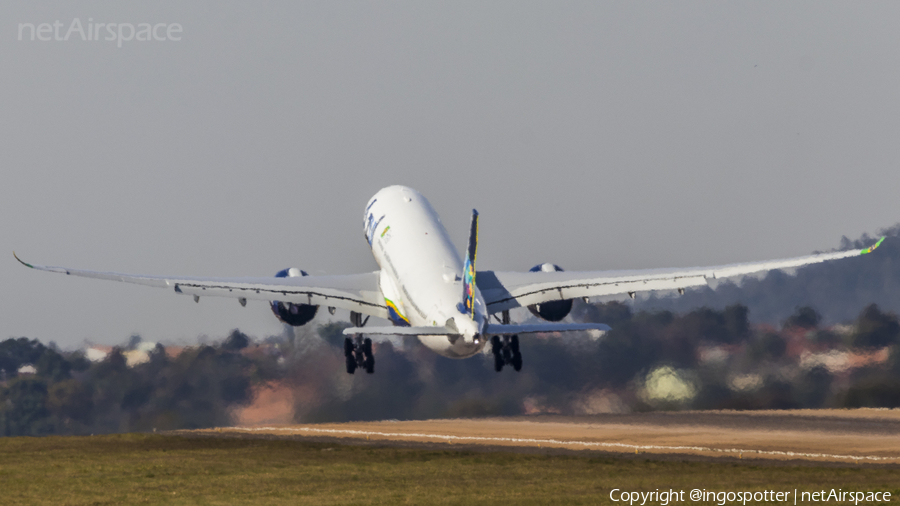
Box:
left=491, top=334, right=522, bottom=372
left=492, top=310, right=522, bottom=372
left=345, top=335, right=374, bottom=374
left=345, top=311, right=374, bottom=374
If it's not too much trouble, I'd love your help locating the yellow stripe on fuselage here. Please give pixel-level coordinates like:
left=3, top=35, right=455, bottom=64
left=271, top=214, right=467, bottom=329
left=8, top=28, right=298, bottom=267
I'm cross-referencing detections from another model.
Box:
left=384, top=298, right=410, bottom=324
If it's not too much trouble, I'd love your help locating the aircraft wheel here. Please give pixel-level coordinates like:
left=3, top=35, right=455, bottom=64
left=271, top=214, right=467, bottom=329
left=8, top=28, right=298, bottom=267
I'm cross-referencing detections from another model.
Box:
left=512, top=352, right=523, bottom=372
left=344, top=337, right=354, bottom=357
left=510, top=335, right=519, bottom=354
left=365, top=355, right=375, bottom=374
left=363, top=337, right=373, bottom=355
left=345, top=354, right=357, bottom=374
left=490, top=335, right=502, bottom=355
left=493, top=352, right=504, bottom=372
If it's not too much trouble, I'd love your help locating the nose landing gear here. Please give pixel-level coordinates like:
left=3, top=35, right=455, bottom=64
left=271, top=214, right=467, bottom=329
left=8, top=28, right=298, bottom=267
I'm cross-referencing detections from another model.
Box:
left=490, top=334, right=522, bottom=372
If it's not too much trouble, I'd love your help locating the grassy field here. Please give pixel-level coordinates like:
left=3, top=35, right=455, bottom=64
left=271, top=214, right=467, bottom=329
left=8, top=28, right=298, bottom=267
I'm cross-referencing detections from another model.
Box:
left=0, top=434, right=897, bottom=505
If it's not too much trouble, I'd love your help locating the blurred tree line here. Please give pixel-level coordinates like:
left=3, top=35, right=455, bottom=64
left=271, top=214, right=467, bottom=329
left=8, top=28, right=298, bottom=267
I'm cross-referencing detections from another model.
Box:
left=0, top=331, right=280, bottom=437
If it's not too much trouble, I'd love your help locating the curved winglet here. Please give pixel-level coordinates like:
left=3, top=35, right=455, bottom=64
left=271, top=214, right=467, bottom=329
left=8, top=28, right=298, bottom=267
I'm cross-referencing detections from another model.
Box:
left=13, top=252, right=34, bottom=269
left=860, top=236, right=885, bottom=255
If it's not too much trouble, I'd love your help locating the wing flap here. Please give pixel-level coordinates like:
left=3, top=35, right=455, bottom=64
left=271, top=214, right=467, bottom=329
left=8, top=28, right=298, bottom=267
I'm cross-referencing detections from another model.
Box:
left=482, top=273, right=709, bottom=312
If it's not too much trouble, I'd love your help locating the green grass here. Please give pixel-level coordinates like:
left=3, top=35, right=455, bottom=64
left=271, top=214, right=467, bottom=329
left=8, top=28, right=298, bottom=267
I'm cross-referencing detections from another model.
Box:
left=0, top=433, right=897, bottom=505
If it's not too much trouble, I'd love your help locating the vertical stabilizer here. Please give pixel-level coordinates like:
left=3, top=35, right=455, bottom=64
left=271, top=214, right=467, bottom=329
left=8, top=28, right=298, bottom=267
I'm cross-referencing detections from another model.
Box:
left=461, top=209, right=479, bottom=318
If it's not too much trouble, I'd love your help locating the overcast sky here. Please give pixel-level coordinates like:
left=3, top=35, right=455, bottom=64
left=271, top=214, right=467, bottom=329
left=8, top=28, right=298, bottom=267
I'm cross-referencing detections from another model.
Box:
left=3, top=2, right=898, bottom=348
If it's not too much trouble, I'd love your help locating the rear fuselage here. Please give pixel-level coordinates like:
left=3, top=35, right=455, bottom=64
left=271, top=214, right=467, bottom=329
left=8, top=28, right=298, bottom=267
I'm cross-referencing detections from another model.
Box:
left=364, top=186, right=487, bottom=358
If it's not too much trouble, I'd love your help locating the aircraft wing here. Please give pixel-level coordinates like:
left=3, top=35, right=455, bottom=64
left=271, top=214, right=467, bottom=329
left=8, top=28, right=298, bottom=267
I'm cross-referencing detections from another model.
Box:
left=477, top=237, right=885, bottom=313
left=14, top=254, right=388, bottom=319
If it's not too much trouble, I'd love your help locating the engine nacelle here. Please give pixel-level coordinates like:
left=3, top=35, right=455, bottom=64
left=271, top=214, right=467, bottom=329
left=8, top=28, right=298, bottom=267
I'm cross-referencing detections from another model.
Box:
left=527, top=263, right=573, bottom=322
left=270, top=267, right=318, bottom=326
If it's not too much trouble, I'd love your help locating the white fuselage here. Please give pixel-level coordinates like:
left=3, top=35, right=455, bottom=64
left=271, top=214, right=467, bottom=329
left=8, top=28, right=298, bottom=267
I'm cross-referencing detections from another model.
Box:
left=364, top=186, right=487, bottom=358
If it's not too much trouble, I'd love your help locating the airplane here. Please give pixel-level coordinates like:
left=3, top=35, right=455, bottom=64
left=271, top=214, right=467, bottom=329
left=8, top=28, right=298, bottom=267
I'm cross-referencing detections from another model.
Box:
left=15, top=185, right=885, bottom=374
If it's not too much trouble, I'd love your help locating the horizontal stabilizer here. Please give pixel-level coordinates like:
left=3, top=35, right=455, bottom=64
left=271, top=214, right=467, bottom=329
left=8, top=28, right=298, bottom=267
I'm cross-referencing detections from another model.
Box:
left=342, top=326, right=457, bottom=336
left=484, top=323, right=610, bottom=335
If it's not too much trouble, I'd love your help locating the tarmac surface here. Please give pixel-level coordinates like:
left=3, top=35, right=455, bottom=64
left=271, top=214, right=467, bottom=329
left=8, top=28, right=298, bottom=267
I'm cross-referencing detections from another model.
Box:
left=186, top=409, right=900, bottom=465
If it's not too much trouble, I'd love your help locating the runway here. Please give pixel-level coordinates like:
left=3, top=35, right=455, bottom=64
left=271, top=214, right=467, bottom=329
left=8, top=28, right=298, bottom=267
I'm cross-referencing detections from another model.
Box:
left=191, top=409, right=900, bottom=464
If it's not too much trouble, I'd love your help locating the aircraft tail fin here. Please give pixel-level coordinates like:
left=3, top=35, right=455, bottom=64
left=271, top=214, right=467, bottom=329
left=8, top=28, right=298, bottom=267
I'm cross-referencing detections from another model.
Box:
left=460, top=209, right=479, bottom=319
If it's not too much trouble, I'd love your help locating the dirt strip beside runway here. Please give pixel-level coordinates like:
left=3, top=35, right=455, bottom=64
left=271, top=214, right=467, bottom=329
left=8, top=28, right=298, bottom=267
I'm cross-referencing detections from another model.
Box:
left=192, top=409, right=900, bottom=464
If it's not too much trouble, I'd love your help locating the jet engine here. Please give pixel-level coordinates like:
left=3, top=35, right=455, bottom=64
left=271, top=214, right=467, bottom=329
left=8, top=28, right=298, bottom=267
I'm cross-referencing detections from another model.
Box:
left=270, top=267, right=318, bottom=326
left=527, top=263, right=573, bottom=322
